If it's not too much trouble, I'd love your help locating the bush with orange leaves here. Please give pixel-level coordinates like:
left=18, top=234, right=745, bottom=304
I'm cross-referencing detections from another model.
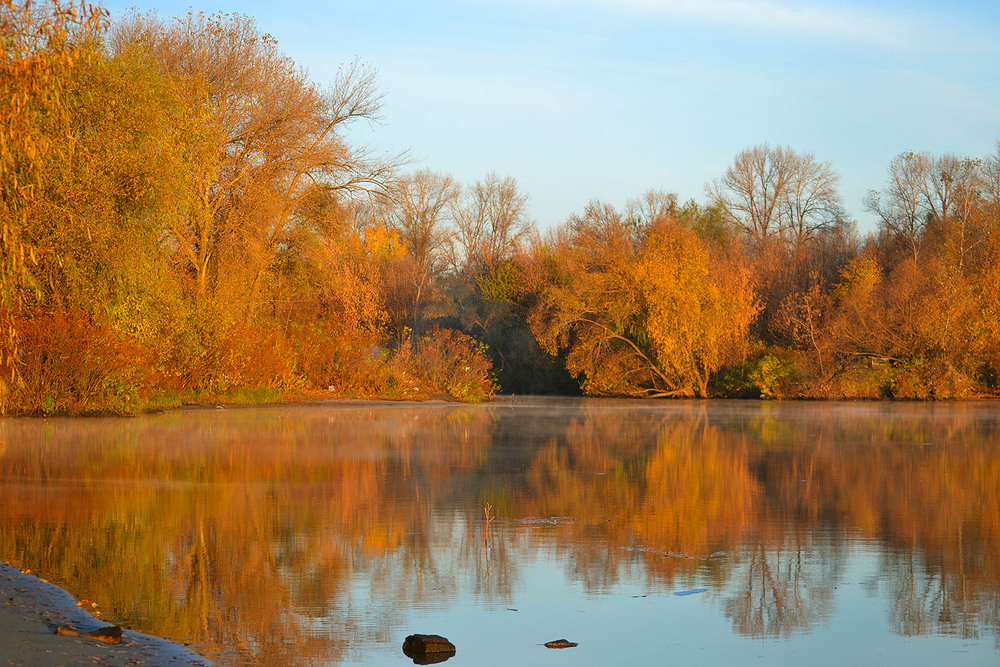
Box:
left=405, top=327, right=497, bottom=403
left=12, top=310, right=149, bottom=415
left=287, top=319, right=394, bottom=397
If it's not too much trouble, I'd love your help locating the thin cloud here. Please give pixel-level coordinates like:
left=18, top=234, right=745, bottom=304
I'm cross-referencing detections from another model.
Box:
left=571, top=0, right=912, bottom=49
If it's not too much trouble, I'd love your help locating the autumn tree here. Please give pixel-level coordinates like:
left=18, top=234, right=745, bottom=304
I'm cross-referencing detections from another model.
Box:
left=0, top=0, right=109, bottom=409
left=1, top=0, right=187, bottom=411
left=1, top=2, right=502, bottom=411
left=637, top=218, right=758, bottom=396
left=707, top=144, right=850, bottom=351
left=269, top=189, right=392, bottom=390
left=845, top=150, right=998, bottom=396
left=813, top=245, right=991, bottom=398
left=530, top=200, right=758, bottom=397
left=111, top=11, right=394, bottom=310
left=529, top=201, right=655, bottom=395
left=822, top=252, right=887, bottom=362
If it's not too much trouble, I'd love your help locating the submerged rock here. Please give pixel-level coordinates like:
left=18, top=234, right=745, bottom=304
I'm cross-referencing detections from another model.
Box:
left=56, top=624, right=123, bottom=644
left=544, top=638, right=578, bottom=648
left=402, top=634, right=456, bottom=663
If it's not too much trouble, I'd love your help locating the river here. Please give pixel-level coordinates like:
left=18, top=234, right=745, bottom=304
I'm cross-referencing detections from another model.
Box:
left=1, top=398, right=998, bottom=665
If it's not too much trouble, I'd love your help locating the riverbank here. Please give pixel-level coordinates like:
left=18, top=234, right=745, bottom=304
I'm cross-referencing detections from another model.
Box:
left=0, top=562, right=212, bottom=666
left=5, top=383, right=487, bottom=418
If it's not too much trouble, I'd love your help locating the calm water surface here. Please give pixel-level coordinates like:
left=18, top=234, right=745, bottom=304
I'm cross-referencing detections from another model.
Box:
left=1, top=399, right=998, bottom=665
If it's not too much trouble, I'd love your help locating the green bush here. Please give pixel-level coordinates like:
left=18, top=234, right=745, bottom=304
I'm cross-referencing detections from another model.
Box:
left=749, top=354, right=797, bottom=399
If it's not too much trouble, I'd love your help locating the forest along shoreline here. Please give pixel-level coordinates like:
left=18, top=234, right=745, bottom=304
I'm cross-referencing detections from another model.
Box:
left=0, top=562, right=213, bottom=666
left=3, top=2, right=1000, bottom=418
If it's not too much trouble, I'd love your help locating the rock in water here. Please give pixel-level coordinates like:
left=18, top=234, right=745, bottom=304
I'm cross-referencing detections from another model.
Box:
left=402, top=634, right=456, bottom=664
left=545, top=638, right=578, bottom=648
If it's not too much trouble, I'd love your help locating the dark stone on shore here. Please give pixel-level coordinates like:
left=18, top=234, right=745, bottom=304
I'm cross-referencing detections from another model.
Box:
left=56, top=624, right=123, bottom=644
left=544, top=638, right=578, bottom=648
left=403, top=634, right=456, bottom=663
left=86, top=625, right=123, bottom=644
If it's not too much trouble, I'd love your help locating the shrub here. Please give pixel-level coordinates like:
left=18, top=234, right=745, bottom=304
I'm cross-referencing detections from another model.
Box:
left=883, top=358, right=976, bottom=400
left=408, top=327, right=497, bottom=403
left=12, top=310, right=149, bottom=415
left=287, top=319, right=393, bottom=396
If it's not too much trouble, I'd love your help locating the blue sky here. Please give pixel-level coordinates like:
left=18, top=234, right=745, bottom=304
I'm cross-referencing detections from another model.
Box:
left=100, top=0, right=1000, bottom=231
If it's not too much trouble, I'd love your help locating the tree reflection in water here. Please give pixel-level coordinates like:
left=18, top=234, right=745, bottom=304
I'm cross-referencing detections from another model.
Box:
left=0, top=400, right=998, bottom=662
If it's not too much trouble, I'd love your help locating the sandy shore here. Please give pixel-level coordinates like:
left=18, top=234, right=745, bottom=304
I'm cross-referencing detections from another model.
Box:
left=0, top=562, right=212, bottom=666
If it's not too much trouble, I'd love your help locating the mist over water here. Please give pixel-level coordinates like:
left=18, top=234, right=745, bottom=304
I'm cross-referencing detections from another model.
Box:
left=1, top=399, right=998, bottom=665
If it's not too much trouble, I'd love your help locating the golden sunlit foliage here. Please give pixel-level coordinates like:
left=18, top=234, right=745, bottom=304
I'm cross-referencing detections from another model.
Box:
left=636, top=218, right=758, bottom=396
left=0, top=2, right=493, bottom=413
left=1, top=0, right=999, bottom=409
left=1, top=0, right=106, bottom=409
left=530, top=203, right=758, bottom=397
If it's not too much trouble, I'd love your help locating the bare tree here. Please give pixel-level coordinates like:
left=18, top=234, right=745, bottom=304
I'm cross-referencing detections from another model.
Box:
left=377, top=169, right=458, bottom=336
left=450, top=173, right=530, bottom=274
left=382, top=169, right=458, bottom=273
left=626, top=189, right=678, bottom=227
left=866, top=151, right=984, bottom=264
left=564, top=200, right=638, bottom=280
left=708, top=144, right=788, bottom=243
left=983, top=141, right=1000, bottom=210
left=935, top=154, right=984, bottom=269
left=864, top=152, right=929, bottom=261
left=781, top=153, right=842, bottom=249
left=707, top=144, right=841, bottom=252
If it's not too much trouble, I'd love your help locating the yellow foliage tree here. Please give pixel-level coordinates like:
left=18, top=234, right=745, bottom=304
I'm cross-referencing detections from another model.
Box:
left=531, top=202, right=758, bottom=397
left=636, top=219, right=758, bottom=397
left=530, top=201, right=663, bottom=395
left=0, top=0, right=106, bottom=410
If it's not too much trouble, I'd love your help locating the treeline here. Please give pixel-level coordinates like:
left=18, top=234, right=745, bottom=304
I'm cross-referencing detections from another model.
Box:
left=2, top=2, right=1000, bottom=414
left=525, top=142, right=1000, bottom=399
left=1, top=2, right=498, bottom=413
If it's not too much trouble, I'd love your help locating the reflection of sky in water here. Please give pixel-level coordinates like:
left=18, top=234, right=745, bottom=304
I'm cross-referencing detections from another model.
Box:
left=325, top=508, right=997, bottom=665
left=1, top=400, right=999, bottom=665
left=336, top=543, right=995, bottom=666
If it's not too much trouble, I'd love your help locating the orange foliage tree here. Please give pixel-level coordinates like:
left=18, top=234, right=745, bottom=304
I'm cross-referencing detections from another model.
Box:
left=0, top=0, right=107, bottom=410
left=636, top=218, right=758, bottom=397
left=531, top=200, right=758, bottom=397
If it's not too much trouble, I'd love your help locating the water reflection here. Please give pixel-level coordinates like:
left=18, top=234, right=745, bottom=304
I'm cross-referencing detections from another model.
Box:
left=1, top=400, right=998, bottom=663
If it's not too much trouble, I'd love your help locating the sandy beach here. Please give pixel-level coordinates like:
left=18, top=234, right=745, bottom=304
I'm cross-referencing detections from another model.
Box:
left=0, top=562, right=212, bottom=666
